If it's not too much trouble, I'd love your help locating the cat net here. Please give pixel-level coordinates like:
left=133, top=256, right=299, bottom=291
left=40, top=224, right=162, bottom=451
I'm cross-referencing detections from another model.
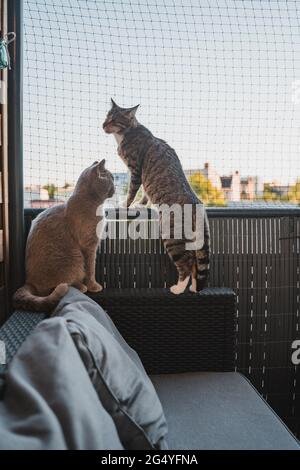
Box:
left=24, top=0, right=300, bottom=209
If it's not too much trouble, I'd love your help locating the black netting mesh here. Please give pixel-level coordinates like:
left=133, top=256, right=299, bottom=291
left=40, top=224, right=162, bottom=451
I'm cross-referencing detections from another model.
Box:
left=24, top=0, right=300, bottom=208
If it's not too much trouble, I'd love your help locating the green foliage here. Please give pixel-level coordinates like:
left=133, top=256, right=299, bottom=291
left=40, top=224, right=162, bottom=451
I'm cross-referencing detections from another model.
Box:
left=262, top=182, right=300, bottom=204
left=43, top=183, right=57, bottom=200
left=189, top=171, right=227, bottom=207
left=286, top=179, right=300, bottom=204
left=262, top=184, right=283, bottom=202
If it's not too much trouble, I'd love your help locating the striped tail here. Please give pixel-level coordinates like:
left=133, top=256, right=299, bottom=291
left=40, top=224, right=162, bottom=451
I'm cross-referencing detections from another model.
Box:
left=195, top=212, right=210, bottom=291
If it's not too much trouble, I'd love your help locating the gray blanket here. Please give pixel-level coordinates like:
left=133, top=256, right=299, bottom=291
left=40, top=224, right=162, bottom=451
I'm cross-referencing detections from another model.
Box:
left=0, top=317, right=124, bottom=449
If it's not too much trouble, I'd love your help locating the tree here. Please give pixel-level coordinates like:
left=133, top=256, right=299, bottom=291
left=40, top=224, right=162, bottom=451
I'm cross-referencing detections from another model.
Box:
left=286, top=179, right=300, bottom=204
left=43, top=183, right=57, bottom=200
left=262, top=184, right=282, bottom=202
left=189, top=171, right=226, bottom=207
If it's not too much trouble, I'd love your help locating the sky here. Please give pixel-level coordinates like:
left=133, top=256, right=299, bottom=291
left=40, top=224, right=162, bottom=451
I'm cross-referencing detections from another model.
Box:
left=23, top=0, right=300, bottom=188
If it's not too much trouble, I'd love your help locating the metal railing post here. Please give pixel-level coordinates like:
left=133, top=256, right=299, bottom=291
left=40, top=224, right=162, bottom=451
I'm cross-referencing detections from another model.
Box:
left=7, top=0, right=24, bottom=305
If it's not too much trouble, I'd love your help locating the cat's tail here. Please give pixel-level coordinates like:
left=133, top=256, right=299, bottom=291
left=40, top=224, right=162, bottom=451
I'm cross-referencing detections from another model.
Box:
left=13, top=283, right=69, bottom=313
left=194, top=212, right=210, bottom=291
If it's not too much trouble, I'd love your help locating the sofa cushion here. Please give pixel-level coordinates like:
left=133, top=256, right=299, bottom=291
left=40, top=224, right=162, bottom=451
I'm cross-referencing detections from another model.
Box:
left=151, top=372, right=300, bottom=450
left=0, top=317, right=124, bottom=450
left=54, top=287, right=168, bottom=450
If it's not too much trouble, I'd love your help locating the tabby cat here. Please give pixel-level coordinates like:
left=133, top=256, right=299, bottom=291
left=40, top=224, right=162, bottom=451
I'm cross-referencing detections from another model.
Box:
left=103, top=99, right=210, bottom=294
left=13, top=160, right=114, bottom=312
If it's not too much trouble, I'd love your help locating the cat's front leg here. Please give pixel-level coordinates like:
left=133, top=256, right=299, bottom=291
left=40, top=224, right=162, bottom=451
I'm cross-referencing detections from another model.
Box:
left=126, top=171, right=141, bottom=207
left=133, top=186, right=150, bottom=208
left=83, top=245, right=103, bottom=292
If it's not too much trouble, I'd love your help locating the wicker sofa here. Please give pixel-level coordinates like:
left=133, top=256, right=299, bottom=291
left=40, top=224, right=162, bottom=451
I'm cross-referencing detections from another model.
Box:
left=0, top=208, right=299, bottom=449
left=0, top=288, right=299, bottom=450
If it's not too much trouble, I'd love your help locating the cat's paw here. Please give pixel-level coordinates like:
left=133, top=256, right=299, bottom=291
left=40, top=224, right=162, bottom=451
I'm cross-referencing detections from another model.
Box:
left=170, top=284, right=185, bottom=295
left=72, top=282, right=88, bottom=293
left=189, top=284, right=197, bottom=293
left=87, top=281, right=103, bottom=293
left=170, top=276, right=190, bottom=295
left=134, top=197, right=149, bottom=207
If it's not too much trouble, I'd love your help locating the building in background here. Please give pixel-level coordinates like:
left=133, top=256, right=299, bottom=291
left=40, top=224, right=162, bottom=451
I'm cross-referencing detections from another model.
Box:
left=220, top=171, right=241, bottom=202
left=264, top=182, right=290, bottom=199
left=24, top=167, right=290, bottom=208
left=241, top=176, right=263, bottom=201
left=24, top=185, right=49, bottom=208
left=199, top=163, right=222, bottom=190
left=108, top=172, right=129, bottom=206
left=24, top=173, right=129, bottom=208
left=185, top=164, right=265, bottom=203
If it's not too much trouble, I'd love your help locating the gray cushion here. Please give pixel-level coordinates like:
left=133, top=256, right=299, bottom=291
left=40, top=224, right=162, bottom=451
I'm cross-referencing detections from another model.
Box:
left=0, top=318, right=123, bottom=450
left=151, top=372, right=300, bottom=450
left=54, top=287, right=168, bottom=450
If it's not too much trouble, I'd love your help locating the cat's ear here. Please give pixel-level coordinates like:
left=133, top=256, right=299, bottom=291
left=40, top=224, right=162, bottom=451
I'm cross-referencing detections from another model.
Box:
left=124, top=104, right=140, bottom=118
left=97, top=159, right=108, bottom=180
left=98, top=159, right=106, bottom=171
left=111, top=98, right=118, bottom=109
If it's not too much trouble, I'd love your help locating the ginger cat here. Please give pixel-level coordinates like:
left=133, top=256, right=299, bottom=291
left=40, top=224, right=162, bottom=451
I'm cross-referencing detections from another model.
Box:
left=13, top=160, right=114, bottom=312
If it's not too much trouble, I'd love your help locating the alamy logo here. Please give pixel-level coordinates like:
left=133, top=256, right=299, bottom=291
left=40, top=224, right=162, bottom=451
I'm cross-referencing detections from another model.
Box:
left=96, top=204, right=205, bottom=250
left=291, top=340, right=300, bottom=365
left=0, top=340, right=6, bottom=365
